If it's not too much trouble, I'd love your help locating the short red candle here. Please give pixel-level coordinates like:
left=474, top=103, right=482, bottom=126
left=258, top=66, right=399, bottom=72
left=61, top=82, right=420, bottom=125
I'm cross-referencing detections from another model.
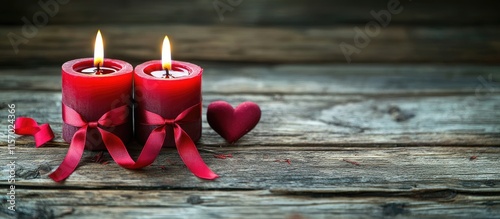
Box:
left=62, top=58, right=133, bottom=150
left=134, top=60, right=202, bottom=147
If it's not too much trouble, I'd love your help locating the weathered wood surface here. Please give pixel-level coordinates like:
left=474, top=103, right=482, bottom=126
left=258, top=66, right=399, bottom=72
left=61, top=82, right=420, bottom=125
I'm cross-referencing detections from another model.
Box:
left=2, top=64, right=500, bottom=94
left=3, top=0, right=500, bottom=26
left=4, top=189, right=500, bottom=219
left=0, top=64, right=499, bottom=218
left=2, top=25, right=500, bottom=65
left=2, top=0, right=499, bottom=217
left=1, top=91, right=500, bottom=146
left=1, top=146, right=500, bottom=190
left=1, top=65, right=499, bottom=146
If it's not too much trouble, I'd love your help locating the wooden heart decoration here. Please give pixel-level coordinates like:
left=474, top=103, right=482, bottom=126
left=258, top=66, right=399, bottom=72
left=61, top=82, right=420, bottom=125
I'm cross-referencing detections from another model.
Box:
left=207, top=101, right=261, bottom=143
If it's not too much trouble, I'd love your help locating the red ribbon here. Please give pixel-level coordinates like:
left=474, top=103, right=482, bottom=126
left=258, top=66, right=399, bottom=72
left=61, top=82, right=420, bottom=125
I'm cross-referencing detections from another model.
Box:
left=18, top=103, right=217, bottom=182
left=50, top=104, right=130, bottom=182
left=14, top=117, right=54, bottom=147
left=135, top=103, right=218, bottom=180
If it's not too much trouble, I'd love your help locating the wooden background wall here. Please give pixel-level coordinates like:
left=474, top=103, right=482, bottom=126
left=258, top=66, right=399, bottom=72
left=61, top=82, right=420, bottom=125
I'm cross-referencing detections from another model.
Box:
left=1, top=0, right=500, bottom=67
left=1, top=2, right=500, bottom=218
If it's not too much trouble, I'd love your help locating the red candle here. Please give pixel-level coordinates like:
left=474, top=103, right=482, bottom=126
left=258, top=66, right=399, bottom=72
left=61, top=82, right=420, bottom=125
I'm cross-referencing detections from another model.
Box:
left=134, top=36, right=217, bottom=179
left=135, top=60, right=202, bottom=146
left=135, top=36, right=202, bottom=147
left=62, top=31, right=133, bottom=150
left=134, top=35, right=202, bottom=146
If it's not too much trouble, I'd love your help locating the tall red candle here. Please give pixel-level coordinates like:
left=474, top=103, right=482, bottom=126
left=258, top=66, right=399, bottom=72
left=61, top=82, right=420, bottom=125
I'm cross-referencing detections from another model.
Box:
left=62, top=58, right=133, bottom=150
left=48, top=30, right=136, bottom=182
left=134, top=60, right=202, bottom=147
left=134, top=35, right=216, bottom=180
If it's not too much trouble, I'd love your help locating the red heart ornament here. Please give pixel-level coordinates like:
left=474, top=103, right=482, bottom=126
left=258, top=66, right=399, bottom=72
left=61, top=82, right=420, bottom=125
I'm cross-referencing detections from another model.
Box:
left=207, top=101, right=261, bottom=143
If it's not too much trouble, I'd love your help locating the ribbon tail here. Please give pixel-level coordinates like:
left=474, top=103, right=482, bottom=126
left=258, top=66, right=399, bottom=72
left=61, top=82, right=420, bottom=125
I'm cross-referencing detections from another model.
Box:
left=49, top=127, right=87, bottom=182
left=101, top=127, right=164, bottom=169
left=14, top=117, right=54, bottom=147
left=174, top=125, right=218, bottom=180
left=34, top=123, right=55, bottom=147
left=133, top=127, right=166, bottom=168
left=14, top=117, right=40, bottom=135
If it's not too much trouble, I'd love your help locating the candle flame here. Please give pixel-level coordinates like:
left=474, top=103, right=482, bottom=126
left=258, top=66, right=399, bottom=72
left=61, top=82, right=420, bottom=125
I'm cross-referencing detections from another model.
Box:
left=161, top=36, right=172, bottom=71
left=94, top=30, right=104, bottom=67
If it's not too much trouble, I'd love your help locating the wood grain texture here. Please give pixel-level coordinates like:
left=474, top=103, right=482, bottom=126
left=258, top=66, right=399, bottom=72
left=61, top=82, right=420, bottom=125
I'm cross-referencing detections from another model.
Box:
left=1, top=91, right=499, bottom=146
left=1, top=25, right=500, bottom=65
left=1, top=145, right=500, bottom=190
left=1, top=189, right=499, bottom=219
left=2, top=0, right=500, bottom=26
left=1, top=64, right=500, bottom=94
left=2, top=0, right=500, bottom=216
left=0, top=65, right=499, bottom=218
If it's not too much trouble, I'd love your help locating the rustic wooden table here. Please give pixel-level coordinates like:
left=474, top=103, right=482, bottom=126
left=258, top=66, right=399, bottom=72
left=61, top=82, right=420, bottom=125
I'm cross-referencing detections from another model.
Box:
left=1, top=63, right=499, bottom=218
left=1, top=0, right=500, bottom=218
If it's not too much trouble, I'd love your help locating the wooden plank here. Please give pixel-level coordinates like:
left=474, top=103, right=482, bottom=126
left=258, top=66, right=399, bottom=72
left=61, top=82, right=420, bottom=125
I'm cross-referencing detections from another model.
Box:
left=1, top=90, right=499, bottom=146
left=3, top=0, right=500, bottom=26
left=1, top=144, right=500, bottom=190
left=0, top=72, right=497, bottom=217
left=1, top=64, right=500, bottom=94
left=0, top=88, right=500, bottom=146
left=2, top=25, right=500, bottom=65
left=2, top=189, right=499, bottom=218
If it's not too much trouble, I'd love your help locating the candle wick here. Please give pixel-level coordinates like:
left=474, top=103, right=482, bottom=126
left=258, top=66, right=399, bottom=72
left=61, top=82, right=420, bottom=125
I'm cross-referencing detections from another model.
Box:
left=96, top=63, right=102, bottom=75
left=164, top=68, right=170, bottom=78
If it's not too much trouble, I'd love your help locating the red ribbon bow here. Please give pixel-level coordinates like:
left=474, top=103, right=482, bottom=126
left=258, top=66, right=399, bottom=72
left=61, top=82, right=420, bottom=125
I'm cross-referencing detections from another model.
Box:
left=94, top=102, right=218, bottom=179
left=14, top=117, right=54, bottom=147
left=50, top=104, right=130, bottom=182
left=136, top=103, right=218, bottom=180
left=18, top=103, right=217, bottom=182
